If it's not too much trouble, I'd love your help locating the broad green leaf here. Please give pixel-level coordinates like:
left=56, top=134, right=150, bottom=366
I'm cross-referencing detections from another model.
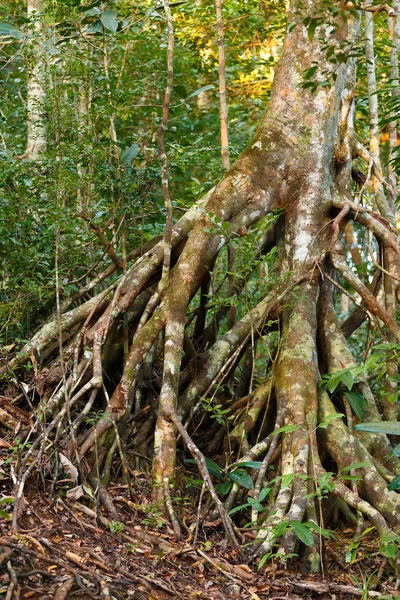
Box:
left=229, top=461, right=263, bottom=470
left=271, top=424, right=299, bottom=436
left=247, top=497, right=263, bottom=511
left=0, top=22, right=23, bottom=39
left=258, top=487, right=270, bottom=502
left=228, top=469, right=254, bottom=489
left=228, top=502, right=251, bottom=515
left=100, top=9, right=118, bottom=32
left=281, top=473, right=294, bottom=488
left=380, top=532, right=400, bottom=544
left=304, top=65, right=318, bottom=79
left=121, top=144, right=139, bottom=164
left=187, top=85, right=215, bottom=100
left=216, top=481, right=232, bottom=495
left=326, top=374, right=341, bottom=393
left=388, top=475, right=400, bottom=492
left=341, top=462, right=371, bottom=473
left=392, top=444, right=400, bottom=457
left=185, top=457, right=224, bottom=480
left=380, top=543, right=397, bottom=559
left=173, top=85, right=187, bottom=98
left=258, top=552, right=271, bottom=570
left=0, top=509, right=10, bottom=520
left=355, top=421, right=400, bottom=436
left=340, top=370, right=355, bottom=391
left=0, top=497, right=14, bottom=505
left=305, top=522, right=336, bottom=540
left=293, top=522, right=313, bottom=547
left=84, top=7, right=101, bottom=17
left=88, top=20, right=103, bottom=33
left=307, top=19, right=317, bottom=41
left=343, top=390, right=366, bottom=419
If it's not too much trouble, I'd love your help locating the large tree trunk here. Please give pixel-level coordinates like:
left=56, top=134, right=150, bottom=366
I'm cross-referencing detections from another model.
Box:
left=3, top=0, right=400, bottom=564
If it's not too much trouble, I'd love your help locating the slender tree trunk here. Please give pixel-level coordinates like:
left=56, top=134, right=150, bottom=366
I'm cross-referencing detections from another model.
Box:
left=215, top=0, right=230, bottom=170
left=25, top=0, right=46, bottom=159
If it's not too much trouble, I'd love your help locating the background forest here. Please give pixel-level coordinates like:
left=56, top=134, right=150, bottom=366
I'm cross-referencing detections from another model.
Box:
left=0, top=0, right=283, bottom=343
left=1, top=1, right=400, bottom=598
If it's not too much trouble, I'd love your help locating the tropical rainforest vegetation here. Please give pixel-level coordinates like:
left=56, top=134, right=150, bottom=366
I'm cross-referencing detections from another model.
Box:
left=1, top=0, right=400, bottom=594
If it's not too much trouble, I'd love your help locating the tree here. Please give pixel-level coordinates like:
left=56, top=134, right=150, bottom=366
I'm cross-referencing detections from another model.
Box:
left=1, top=0, right=400, bottom=567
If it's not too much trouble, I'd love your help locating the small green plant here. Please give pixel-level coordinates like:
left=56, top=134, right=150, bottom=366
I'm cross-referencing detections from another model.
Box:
left=345, top=526, right=374, bottom=564
left=5, top=439, right=32, bottom=464
left=200, top=540, right=212, bottom=551
left=0, top=496, right=14, bottom=520
left=379, top=532, right=400, bottom=562
left=185, top=456, right=263, bottom=496
left=348, top=570, right=392, bottom=600
left=109, top=521, right=124, bottom=534
left=305, top=472, right=334, bottom=501
left=200, top=396, right=232, bottom=426
left=228, top=487, right=270, bottom=516
left=126, top=542, right=138, bottom=554
left=257, top=520, right=335, bottom=569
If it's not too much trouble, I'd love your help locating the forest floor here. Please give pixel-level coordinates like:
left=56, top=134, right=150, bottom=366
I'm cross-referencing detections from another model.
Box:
left=0, top=383, right=399, bottom=599
left=0, top=469, right=400, bottom=600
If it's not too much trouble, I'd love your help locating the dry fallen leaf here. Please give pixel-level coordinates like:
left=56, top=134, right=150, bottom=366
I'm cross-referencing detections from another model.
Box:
left=65, top=550, right=86, bottom=564
left=66, top=485, right=84, bottom=501
left=59, top=453, right=78, bottom=483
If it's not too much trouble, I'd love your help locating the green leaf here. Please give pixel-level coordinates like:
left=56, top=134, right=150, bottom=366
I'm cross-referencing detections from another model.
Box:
left=343, top=390, right=366, bottom=419
left=258, top=487, right=270, bottom=503
left=341, top=462, right=371, bottom=473
left=230, top=461, right=263, bottom=470
left=293, top=522, right=313, bottom=546
left=228, top=502, right=251, bottom=515
left=318, top=413, right=345, bottom=429
left=0, top=497, right=14, bottom=505
left=84, top=7, right=101, bottom=17
left=325, top=374, right=341, bottom=393
left=0, top=22, right=23, bottom=39
left=305, top=522, right=336, bottom=540
left=187, top=85, right=215, bottom=100
left=121, top=144, right=139, bottom=164
left=355, top=421, right=400, bottom=436
left=184, top=457, right=224, bottom=480
left=340, top=370, right=355, bottom=391
left=82, top=484, right=94, bottom=498
left=388, top=475, right=400, bottom=491
left=281, top=473, right=294, bottom=488
left=100, top=9, right=118, bottom=32
left=304, top=65, right=318, bottom=79
left=307, top=19, right=317, bottom=41
left=228, top=469, right=254, bottom=489
left=258, top=552, right=272, bottom=570
left=216, top=481, right=232, bottom=495
left=0, top=509, right=11, bottom=520
left=173, top=85, right=187, bottom=98
left=247, top=497, right=263, bottom=511
left=271, top=424, right=299, bottom=436
left=380, top=543, right=397, bottom=559
left=392, top=444, right=400, bottom=457
left=88, top=20, right=103, bottom=33
left=380, top=532, right=400, bottom=544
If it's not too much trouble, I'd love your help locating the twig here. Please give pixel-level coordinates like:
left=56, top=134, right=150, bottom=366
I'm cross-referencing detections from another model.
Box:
left=169, top=409, right=241, bottom=549
left=6, top=561, right=19, bottom=600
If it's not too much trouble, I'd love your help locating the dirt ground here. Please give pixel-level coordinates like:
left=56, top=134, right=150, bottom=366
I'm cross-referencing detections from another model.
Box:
left=1, top=472, right=399, bottom=600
